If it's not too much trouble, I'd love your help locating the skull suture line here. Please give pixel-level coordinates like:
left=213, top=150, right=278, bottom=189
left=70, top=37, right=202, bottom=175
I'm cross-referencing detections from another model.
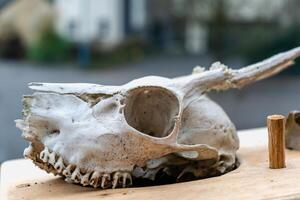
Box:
left=16, top=47, right=300, bottom=189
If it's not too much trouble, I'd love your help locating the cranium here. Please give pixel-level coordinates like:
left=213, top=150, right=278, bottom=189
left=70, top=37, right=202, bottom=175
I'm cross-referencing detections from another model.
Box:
left=286, top=111, right=300, bottom=150
left=16, top=47, right=300, bottom=189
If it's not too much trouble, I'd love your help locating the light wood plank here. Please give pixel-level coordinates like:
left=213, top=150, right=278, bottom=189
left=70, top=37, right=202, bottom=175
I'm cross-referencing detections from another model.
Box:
left=2, top=128, right=300, bottom=200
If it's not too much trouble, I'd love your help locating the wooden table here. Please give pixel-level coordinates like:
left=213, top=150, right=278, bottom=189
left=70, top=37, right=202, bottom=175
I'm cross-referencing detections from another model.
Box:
left=2, top=128, right=300, bottom=200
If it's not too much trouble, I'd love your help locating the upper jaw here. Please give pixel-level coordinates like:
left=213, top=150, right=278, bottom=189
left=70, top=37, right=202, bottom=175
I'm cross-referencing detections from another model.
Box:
left=23, top=144, right=133, bottom=189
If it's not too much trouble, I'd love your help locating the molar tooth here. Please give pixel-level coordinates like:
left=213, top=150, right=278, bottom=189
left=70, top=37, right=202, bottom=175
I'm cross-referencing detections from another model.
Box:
left=112, top=172, right=121, bottom=189
left=39, top=149, right=45, bottom=161
left=101, top=173, right=111, bottom=189
left=122, top=172, right=132, bottom=188
left=90, top=171, right=101, bottom=188
left=23, top=145, right=34, bottom=159
left=40, top=147, right=50, bottom=162
left=63, top=164, right=75, bottom=177
left=54, top=156, right=65, bottom=173
left=80, top=172, right=91, bottom=186
left=71, top=167, right=81, bottom=183
left=48, top=151, right=56, bottom=166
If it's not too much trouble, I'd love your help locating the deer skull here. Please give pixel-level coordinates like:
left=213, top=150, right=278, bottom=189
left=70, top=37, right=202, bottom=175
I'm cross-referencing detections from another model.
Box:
left=286, top=111, right=300, bottom=150
left=16, top=47, right=300, bottom=189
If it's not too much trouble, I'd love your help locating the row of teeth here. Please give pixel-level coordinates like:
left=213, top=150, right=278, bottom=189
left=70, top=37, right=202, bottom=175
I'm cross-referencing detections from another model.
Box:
left=24, top=146, right=132, bottom=189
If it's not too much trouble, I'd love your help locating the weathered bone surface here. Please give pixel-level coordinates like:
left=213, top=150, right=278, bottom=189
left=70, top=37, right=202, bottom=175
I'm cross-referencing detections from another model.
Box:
left=16, top=47, right=300, bottom=189
left=286, top=111, right=300, bottom=150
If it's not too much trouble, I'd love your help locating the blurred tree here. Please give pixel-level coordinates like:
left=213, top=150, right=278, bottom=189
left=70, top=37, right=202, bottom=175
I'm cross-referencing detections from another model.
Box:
left=27, top=28, right=72, bottom=62
left=0, top=0, right=54, bottom=47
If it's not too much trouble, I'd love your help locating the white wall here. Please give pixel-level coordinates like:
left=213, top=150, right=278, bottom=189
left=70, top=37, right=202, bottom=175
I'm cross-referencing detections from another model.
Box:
left=185, top=22, right=207, bottom=55
left=54, top=0, right=124, bottom=48
left=129, top=0, right=146, bottom=32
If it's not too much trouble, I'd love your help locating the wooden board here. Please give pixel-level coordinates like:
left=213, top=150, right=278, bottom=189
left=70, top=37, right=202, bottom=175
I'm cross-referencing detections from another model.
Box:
left=2, top=128, right=300, bottom=200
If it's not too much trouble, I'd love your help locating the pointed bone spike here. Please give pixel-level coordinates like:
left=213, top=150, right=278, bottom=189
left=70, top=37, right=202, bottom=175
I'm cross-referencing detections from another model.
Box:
left=232, top=47, right=300, bottom=88
left=178, top=47, right=300, bottom=94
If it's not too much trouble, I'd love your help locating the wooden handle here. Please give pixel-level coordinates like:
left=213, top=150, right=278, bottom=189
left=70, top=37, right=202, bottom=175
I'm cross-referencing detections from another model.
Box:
left=267, top=115, right=286, bottom=169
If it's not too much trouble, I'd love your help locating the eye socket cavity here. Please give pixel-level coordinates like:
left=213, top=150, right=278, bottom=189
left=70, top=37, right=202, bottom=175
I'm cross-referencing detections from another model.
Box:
left=124, top=87, right=180, bottom=138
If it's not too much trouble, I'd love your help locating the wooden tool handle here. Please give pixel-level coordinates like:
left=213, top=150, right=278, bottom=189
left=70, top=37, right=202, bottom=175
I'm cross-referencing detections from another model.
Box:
left=267, top=115, right=286, bottom=169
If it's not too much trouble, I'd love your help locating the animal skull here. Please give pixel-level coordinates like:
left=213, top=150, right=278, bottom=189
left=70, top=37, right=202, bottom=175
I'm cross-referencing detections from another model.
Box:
left=286, top=111, right=300, bottom=150
left=16, top=47, right=300, bottom=189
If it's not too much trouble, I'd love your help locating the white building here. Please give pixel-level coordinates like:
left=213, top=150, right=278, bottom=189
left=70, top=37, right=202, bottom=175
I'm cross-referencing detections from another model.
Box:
left=54, top=0, right=146, bottom=49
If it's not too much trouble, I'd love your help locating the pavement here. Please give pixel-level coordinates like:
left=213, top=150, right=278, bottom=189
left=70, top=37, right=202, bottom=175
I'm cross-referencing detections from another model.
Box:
left=0, top=55, right=299, bottom=162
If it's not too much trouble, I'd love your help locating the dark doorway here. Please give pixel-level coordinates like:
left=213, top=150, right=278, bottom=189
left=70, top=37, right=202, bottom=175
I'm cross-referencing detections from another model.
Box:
left=0, top=34, right=25, bottom=59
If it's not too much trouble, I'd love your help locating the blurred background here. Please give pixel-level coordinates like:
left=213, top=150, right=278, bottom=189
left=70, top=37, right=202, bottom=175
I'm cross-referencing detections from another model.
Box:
left=0, top=0, right=299, bottom=163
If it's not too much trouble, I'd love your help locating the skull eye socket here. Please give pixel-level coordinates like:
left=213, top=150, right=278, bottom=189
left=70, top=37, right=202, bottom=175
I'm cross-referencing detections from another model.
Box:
left=124, top=87, right=179, bottom=138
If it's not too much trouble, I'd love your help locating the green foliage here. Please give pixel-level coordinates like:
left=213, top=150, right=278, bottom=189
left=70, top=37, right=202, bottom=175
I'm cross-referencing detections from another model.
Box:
left=27, top=29, right=72, bottom=63
left=90, top=38, right=152, bottom=68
